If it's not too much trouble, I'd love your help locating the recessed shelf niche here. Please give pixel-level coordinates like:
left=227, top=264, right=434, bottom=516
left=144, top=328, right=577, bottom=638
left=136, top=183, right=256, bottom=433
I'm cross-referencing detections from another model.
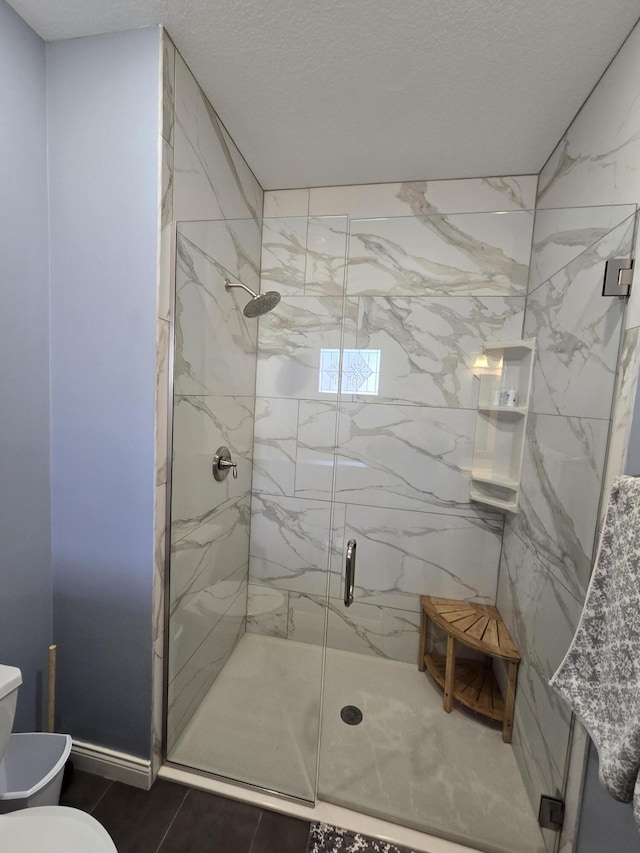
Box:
left=470, top=339, right=535, bottom=513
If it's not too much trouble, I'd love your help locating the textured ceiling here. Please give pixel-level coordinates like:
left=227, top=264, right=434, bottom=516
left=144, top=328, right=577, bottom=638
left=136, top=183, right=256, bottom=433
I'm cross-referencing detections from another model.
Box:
left=8, top=0, right=640, bottom=189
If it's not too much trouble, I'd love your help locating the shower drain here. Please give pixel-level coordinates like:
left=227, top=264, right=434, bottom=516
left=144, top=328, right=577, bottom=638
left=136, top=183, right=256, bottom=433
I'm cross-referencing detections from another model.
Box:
left=340, top=705, right=363, bottom=725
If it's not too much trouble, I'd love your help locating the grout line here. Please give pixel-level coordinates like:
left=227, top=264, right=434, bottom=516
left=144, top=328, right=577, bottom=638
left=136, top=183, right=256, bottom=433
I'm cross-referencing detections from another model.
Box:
left=90, top=780, right=113, bottom=814
left=155, top=787, right=190, bottom=852
left=247, top=810, right=263, bottom=853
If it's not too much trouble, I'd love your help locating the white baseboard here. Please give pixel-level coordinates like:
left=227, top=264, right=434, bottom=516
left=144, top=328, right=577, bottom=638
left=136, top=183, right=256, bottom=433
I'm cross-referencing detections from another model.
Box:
left=71, top=740, right=152, bottom=790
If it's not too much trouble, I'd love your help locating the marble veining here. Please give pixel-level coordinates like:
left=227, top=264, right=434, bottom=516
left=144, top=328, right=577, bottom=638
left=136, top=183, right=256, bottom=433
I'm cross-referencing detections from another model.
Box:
left=511, top=663, right=570, bottom=830
left=347, top=211, right=533, bottom=297
left=179, top=218, right=261, bottom=294
left=509, top=413, right=609, bottom=601
left=260, top=216, right=308, bottom=296
left=334, top=402, right=480, bottom=516
left=161, top=138, right=174, bottom=231
left=169, top=491, right=250, bottom=702
left=323, top=596, right=421, bottom=664
left=249, top=493, right=332, bottom=596
left=529, top=204, right=636, bottom=291
left=248, top=188, right=535, bottom=671
left=327, top=503, right=502, bottom=611
left=171, top=394, right=254, bottom=525
left=174, top=233, right=258, bottom=397
left=538, top=118, right=640, bottom=211
left=536, top=18, right=640, bottom=212
left=158, top=139, right=175, bottom=323
left=255, top=296, right=357, bottom=400
left=170, top=494, right=251, bottom=607
left=163, top=36, right=265, bottom=769
left=308, top=176, right=537, bottom=219
left=151, top=482, right=167, bottom=775
left=252, top=396, right=299, bottom=497
left=161, top=34, right=175, bottom=146
left=286, top=592, right=421, bottom=664
left=246, top=584, right=289, bottom=638
left=167, top=579, right=246, bottom=750
left=348, top=295, right=524, bottom=408
left=304, top=217, right=348, bottom=296
left=259, top=215, right=349, bottom=299
left=526, top=216, right=633, bottom=420
left=520, top=651, right=574, bottom=775
left=497, top=524, right=582, bottom=684
left=173, top=53, right=262, bottom=223
left=294, top=400, right=339, bottom=500
left=169, top=560, right=247, bottom=677
left=263, top=188, right=310, bottom=218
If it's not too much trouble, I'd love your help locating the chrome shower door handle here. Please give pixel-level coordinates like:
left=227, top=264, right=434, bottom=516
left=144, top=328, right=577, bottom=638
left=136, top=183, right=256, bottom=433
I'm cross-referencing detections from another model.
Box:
left=344, top=539, right=356, bottom=607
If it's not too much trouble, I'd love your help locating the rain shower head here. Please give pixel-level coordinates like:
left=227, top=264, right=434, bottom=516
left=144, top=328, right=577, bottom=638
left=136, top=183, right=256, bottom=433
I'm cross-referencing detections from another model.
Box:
left=243, top=290, right=281, bottom=318
left=224, top=278, right=281, bottom=318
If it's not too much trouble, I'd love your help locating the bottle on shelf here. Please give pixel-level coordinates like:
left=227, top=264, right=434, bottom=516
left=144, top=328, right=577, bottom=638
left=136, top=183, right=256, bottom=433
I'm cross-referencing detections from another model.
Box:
left=502, top=387, right=518, bottom=407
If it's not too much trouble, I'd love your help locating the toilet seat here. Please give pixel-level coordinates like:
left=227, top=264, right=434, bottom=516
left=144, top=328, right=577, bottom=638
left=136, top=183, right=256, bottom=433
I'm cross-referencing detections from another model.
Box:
left=0, top=805, right=117, bottom=851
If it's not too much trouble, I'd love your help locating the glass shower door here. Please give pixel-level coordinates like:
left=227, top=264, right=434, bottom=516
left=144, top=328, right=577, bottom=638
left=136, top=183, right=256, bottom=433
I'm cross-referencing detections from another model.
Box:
left=165, top=217, right=332, bottom=803
left=317, top=209, right=537, bottom=850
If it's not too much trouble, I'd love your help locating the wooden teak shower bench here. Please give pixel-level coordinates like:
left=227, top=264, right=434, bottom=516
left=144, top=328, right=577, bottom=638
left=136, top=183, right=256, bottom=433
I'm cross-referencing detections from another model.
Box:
left=418, top=595, right=520, bottom=743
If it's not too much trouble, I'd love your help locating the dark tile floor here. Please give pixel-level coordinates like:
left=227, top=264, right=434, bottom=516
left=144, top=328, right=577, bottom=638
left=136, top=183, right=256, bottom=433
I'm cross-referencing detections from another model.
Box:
left=60, top=769, right=311, bottom=853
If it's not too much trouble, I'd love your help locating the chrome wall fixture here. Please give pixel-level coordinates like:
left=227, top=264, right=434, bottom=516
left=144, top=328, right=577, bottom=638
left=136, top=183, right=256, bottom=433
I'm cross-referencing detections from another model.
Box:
left=212, top=446, right=238, bottom=481
left=224, top=277, right=281, bottom=318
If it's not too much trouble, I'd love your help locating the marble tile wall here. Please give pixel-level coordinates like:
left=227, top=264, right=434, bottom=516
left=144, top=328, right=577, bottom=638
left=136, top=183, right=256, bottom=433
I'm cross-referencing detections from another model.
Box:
left=536, top=25, right=640, bottom=847
left=496, top=206, right=637, bottom=849
left=249, top=176, right=537, bottom=662
left=157, top=30, right=264, bottom=756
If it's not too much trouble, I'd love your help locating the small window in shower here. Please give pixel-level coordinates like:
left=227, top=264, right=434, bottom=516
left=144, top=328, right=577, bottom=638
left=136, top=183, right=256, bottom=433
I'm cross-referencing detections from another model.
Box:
left=319, top=348, right=381, bottom=395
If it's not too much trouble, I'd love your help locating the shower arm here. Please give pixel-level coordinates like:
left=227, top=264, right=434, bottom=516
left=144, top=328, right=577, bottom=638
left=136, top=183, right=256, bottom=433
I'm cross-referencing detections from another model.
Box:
left=224, top=278, right=258, bottom=299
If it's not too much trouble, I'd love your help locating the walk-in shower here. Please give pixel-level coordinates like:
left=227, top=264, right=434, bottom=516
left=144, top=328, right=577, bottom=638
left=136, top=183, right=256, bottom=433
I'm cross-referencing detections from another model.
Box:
left=164, top=202, right=637, bottom=853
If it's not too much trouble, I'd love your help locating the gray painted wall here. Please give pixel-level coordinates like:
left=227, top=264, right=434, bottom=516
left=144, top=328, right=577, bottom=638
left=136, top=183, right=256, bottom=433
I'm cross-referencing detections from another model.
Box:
left=47, top=27, right=160, bottom=758
left=575, top=399, right=640, bottom=851
left=0, top=0, right=52, bottom=733
left=577, top=743, right=640, bottom=851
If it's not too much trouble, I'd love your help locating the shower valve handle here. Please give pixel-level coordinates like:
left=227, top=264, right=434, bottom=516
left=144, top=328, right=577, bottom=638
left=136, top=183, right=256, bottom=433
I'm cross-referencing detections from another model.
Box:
left=212, top=446, right=238, bottom=481
left=218, top=459, right=238, bottom=479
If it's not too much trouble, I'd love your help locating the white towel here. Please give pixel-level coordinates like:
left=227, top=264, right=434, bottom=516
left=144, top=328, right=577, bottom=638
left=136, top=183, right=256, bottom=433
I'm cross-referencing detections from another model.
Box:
left=551, top=475, right=640, bottom=824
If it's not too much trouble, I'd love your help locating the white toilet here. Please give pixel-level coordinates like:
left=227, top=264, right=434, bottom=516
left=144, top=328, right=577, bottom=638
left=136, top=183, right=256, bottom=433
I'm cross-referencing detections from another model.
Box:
left=0, top=665, right=117, bottom=852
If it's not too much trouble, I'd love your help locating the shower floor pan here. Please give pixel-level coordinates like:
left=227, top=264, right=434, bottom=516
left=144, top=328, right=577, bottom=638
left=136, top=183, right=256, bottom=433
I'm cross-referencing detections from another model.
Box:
left=168, top=633, right=545, bottom=853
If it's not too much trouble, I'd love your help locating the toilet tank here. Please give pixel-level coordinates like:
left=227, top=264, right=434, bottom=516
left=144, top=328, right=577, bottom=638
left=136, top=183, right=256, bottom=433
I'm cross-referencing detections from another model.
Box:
left=0, top=666, right=22, bottom=763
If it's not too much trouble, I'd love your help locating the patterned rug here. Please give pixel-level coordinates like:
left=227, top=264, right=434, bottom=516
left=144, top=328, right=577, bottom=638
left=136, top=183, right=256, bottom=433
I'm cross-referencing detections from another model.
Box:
left=306, top=822, right=416, bottom=853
